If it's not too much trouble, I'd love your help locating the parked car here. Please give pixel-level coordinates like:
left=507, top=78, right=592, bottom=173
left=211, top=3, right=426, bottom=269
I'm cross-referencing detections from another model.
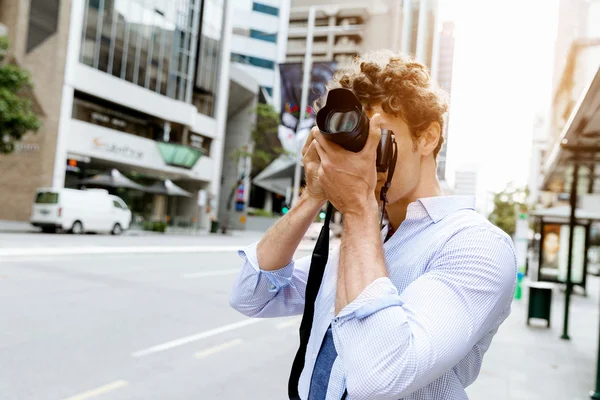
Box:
left=30, top=188, right=131, bottom=235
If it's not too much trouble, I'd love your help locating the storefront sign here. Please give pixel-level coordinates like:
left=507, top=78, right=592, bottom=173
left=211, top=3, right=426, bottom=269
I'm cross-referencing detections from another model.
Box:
left=92, top=137, right=143, bottom=159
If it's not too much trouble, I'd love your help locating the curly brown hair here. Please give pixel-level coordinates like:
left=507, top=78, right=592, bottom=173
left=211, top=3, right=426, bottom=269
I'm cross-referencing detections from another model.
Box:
left=316, top=50, right=449, bottom=159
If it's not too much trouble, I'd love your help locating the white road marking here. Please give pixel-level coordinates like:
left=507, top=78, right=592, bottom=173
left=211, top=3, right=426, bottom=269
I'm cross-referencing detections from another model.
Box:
left=0, top=244, right=317, bottom=258
left=131, top=319, right=264, bottom=357
left=276, top=317, right=302, bottom=330
left=181, top=269, right=239, bottom=278
left=195, top=338, right=243, bottom=359
left=62, top=380, right=128, bottom=400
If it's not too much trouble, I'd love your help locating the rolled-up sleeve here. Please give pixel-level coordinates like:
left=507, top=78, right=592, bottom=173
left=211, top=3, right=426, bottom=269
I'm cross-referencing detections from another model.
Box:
left=331, top=227, right=517, bottom=400
left=229, top=241, right=311, bottom=318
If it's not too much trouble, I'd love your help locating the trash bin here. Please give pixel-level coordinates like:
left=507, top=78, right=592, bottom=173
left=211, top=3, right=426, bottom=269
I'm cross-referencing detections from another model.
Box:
left=210, top=220, right=220, bottom=233
left=526, top=281, right=555, bottom=327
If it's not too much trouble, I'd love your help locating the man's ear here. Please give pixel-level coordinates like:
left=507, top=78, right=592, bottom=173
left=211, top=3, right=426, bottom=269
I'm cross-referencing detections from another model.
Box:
left=419, top=121, right=441, bottom=157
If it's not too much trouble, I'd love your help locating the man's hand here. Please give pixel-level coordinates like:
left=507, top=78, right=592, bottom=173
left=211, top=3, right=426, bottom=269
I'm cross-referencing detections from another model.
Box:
left=312, top=114, right=382, bottom=216
left=302, top=127, right=327, bottom=203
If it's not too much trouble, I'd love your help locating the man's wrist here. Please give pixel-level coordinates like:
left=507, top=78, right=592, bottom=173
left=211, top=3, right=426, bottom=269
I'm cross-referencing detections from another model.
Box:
left=343, top=196, right=379, bottom=222
left=300, top=192, right=326, bottom=211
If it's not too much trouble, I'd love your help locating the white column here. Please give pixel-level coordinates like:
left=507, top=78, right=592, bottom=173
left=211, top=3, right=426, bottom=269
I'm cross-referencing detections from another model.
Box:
left=392, top=0, right=403, bottom=51
left=291, top=6, right=315, bottom=207
left=264, top=192, right=273, bottom=213
left=401, top=0, right=413, bottom=55
left=52, top=0, right=85, bottom=189
left=429, top=0, right=441, bottom=80
left=415, top=0, right=429, bottom=64
left=211, top=0, right=234, bottom=219
left=272, top=0, right=292, bottom=112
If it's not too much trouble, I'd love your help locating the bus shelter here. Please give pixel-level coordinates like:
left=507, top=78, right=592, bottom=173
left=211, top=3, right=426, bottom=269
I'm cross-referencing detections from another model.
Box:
left=541, top=67, right=600, bottom=398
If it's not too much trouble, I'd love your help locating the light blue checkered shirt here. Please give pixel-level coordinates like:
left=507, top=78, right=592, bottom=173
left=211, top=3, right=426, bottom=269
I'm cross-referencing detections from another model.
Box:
left=230, top=196, right=517, bottom=400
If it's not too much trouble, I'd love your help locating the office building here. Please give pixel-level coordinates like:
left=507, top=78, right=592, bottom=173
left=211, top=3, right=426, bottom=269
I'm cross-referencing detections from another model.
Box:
left=434, top=20, right=455, bottom=182
left=286, top=0, right=439, bottom=70
left=0, top=0, right=250, bottom=229
left=539, top=0, right=600, bottom=200
left=230, top=0, right=291, bottom=105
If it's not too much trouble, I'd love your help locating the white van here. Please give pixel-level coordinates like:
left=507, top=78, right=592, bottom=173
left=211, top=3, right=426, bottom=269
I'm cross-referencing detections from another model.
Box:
left=30, top=188, right=132, bottom=235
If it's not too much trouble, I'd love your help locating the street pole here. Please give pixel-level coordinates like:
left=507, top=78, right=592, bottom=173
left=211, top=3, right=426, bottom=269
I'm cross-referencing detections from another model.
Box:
left=291, top=6, right=315, bottom=208
left=561, top=161, right=579, bottom=340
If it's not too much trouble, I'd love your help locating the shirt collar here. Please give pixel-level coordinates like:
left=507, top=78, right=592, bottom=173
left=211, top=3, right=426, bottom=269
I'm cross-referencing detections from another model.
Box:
left=415, top=195, right=476, bottom=223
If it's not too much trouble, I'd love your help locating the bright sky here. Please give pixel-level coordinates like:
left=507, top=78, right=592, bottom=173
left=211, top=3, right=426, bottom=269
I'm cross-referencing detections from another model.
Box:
left=441, top=0, right=560, bottom=213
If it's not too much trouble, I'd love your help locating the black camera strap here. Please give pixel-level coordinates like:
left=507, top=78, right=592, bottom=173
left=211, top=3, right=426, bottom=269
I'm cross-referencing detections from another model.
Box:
left=288, top=202, right=334, bottom=400
left=288, top=137, right=397, bottom=400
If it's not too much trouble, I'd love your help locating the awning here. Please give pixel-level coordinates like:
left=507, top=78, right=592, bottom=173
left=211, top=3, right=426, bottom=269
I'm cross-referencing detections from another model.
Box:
left=79, top=169, right=147, bottom=191
left=145, top=179, right=192, bottom=197
left=542, top=66, right=600, bottom=192
left=531, top=205, right=600, bottom=223
left=252, top=155, right=298, bottom=196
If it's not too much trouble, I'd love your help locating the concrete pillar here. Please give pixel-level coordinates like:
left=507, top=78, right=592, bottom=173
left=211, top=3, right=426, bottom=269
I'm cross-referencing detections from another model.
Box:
left=264, top=192, right=273, bottom=213
left=401, top=0, right=413, bottom=55
left=327, top=15, right=336, bottom=60
left=415, top=0, right=429, bottom=63
left=151, top=194, right=167, bottom=221
left=182, top=126, right=190, bottom=146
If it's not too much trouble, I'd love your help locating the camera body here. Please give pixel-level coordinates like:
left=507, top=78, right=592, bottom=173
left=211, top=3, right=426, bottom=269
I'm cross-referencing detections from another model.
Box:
left=316, top=88, right=394, bottom=172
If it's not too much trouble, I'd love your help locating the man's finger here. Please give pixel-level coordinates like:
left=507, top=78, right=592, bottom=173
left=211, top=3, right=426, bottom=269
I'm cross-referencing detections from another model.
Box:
left=303, top=139, right=320, bottom=164
left=362, top=113, right=383, bottom=154
left=312, top=128, right=337, bottom=155
left=302, top=127, right=318, bottom=157
left=313, top=139, right=329, bottom=164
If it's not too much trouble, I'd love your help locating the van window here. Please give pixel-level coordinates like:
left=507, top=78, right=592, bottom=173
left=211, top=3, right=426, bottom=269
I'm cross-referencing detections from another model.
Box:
left=35, top=192, right=59, bottom=204
left=113, top=200, right=126, bottom=209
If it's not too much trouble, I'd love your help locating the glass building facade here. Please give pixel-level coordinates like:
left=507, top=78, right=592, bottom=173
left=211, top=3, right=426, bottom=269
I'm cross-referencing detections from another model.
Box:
left=80, top=0, right=201, bottom=104
left=193, top=0, right=225, bottom=117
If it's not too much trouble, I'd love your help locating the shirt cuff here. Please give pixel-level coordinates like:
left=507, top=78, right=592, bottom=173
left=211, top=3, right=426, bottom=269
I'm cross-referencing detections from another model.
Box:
left=238, top=242, right=296, bottom=293
left=334, top=277, right=403, bottom=322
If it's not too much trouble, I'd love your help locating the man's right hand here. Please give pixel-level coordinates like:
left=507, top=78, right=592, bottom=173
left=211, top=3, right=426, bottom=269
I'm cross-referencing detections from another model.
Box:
left=302, top=127, right=327, bottom=203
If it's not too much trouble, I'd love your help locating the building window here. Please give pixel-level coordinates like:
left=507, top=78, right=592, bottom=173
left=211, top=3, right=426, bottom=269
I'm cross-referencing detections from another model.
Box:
left=231, top=53, right=275, bottom=69
left=27, top=0, right=60, bottom=53
left=194, top=0, right=226, bottom=118
left=71, top=90, right=185, bottom=144
left=252, top=2, right=279, bottom=16
left=79, top=0, right=202, bottom=102
left=250, top=29, right=277, bottom=43
left=262, top=86, right=273, bottom=96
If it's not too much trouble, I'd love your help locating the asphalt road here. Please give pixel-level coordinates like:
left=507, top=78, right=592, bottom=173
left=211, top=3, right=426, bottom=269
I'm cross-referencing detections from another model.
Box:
left=0, top=233, right=313, bottom=400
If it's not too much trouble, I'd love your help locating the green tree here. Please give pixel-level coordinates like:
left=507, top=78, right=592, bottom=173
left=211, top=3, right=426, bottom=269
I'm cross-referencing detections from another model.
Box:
left=488, top=185, right=529, bottom=237
left=230, top=103, right=285, bottom=177
left=221, top=103, right=284, bottom=233
left=0, top=36, right=41, bottom=154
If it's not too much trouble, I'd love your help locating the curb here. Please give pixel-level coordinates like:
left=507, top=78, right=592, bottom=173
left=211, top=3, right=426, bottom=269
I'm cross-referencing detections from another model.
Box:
left=0, top=244, right=319, bottom=258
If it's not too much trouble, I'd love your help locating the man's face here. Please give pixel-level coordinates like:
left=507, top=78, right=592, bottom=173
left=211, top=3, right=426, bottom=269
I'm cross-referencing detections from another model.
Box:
left=367, top=105, right=422, bottom=204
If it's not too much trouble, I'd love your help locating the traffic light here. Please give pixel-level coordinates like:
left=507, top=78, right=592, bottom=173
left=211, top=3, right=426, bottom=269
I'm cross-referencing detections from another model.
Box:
left=319, top=211, right=326, bottom=220
left=282, top=206, right=289, bottom=214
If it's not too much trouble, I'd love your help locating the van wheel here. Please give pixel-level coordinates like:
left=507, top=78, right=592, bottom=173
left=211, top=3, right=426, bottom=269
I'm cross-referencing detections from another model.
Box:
left=111, top=223, right=123, bottom=236
left=70, top=221, right=84, bottom=235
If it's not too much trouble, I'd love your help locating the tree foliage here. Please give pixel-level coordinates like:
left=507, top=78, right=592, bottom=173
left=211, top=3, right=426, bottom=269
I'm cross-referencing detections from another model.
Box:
left=230, top=103, right=285, bottom=177
left=488, top=184, right=529, bottom=237
left=0, top=36, right=41, bottom=154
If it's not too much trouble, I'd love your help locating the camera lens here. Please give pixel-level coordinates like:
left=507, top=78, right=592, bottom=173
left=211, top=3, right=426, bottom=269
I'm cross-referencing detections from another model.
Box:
left=326, top=109, right=360, bottom=133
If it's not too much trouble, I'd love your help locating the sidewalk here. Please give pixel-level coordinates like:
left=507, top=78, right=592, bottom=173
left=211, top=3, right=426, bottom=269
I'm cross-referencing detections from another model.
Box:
left=0, top=219, right=261, bottom=237
left=466, top=276, right=600, bottom=400
left=0, top=220, right=38, bottom=233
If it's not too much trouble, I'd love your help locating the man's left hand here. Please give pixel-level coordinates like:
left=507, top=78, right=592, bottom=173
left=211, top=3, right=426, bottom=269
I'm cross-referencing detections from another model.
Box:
left=312, top=114, right=382, bottom=216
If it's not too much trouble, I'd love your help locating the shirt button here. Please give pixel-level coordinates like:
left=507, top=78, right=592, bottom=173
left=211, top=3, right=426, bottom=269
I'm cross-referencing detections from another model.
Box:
left=268, top=284, right=276, bottom=290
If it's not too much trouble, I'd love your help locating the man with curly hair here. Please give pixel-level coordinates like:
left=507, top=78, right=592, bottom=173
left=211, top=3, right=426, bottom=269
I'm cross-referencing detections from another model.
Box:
left=230, top=50, right=517, bottom=400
